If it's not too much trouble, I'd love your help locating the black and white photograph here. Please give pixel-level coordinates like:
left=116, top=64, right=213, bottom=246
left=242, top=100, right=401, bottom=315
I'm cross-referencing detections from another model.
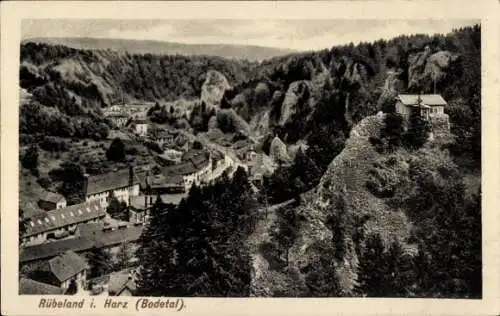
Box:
left=14, top=18, right=484, bottom=300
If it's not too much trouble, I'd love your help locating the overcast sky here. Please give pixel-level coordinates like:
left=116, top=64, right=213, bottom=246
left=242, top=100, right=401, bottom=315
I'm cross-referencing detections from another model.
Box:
left=22, top=19, right=479, bottom=51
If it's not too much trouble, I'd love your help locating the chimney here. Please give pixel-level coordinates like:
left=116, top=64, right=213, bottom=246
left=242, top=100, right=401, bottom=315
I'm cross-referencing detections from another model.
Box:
left=82, top=174, right=89, bottom=198
left=144, top=195, right=148, bottom=207
left=129, top=166, right=134, bottom=187
left=150, top=196, right=153, bottom=205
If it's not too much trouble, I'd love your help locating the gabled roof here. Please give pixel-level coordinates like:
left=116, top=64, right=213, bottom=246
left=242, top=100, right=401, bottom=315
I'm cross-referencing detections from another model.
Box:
left=396, top=94, right=447, bottom=106
left=24, top=200, right=106, bottom=237
left=47, top=251, right=88, bottom=282
left=19, top=278, right=64, bottom=295
left=85, top=169, right=140, bottom=196
left=107, top=269, right=138, bottom=295
left=20, top=226, right=144, bottom=263
left=20, top=237, right=96, bottom=263
left=39, top=191, right=65, bottom=204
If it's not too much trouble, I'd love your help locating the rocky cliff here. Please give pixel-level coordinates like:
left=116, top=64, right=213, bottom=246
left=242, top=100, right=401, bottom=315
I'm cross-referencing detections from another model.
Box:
left=200, top=70, right=231, bottom=109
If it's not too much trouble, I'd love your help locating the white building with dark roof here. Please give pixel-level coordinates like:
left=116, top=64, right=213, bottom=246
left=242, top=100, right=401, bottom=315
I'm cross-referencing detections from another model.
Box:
left=395, top=94, right=447, bottom=120
left=21, top=200, right=106, bottom=246
left=84, top=167, right=140, bottom=207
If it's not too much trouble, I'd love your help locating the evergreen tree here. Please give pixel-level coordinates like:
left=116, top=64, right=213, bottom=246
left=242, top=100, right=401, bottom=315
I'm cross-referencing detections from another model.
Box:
left=21, top=144, right=39, bottom=170
left=404, top=107, right=431, bottom=149
left=136, top=172, right=254, bottom=297
left=270, top=207, right=300, bottom=267
left=86, top=247, right=113, bottom=278
left=356, top=233, right=388, bottom=297
left=383, top=240, right=417, bottom=297
left=106, top=138, right=126, bottom=162
left=304, top=254, right=341, bottom=297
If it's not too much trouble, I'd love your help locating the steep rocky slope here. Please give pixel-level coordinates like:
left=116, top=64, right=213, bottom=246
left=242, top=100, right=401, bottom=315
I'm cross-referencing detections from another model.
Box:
left=200, top=70, right=231, bottom=109
left=250, top=111, right=458, bottom=296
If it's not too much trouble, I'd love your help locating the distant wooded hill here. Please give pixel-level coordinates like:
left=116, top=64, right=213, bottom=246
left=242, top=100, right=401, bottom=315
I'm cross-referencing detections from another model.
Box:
left=22, top=37, right=296, bottom=61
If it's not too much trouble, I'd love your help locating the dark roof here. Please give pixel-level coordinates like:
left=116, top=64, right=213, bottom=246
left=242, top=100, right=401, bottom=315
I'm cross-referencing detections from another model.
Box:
left=76, top=222, right=105, bottom=237
left=20, top=225, right=144, bottom=263
left=132, top=119, right=149, bottom=124
left=162, top=151, right=210, bottom=177
left=20, top=237, right=96, bottom=263
left=24, top=201, right=106, bottom=237
left=94, top=225, right=143, bottom=248
left=397, top=94, right=447, bottom=106
left=162, top=162, right=197, bottom=176
left=47, top=251, right=88, bottom=282
left=19, top=278, right=64, bottom=295
left=86, top=169, right=140, bottom=196
left=39, top=191, right=65, bottom=204
left=147, top=174, right=184, bottom=188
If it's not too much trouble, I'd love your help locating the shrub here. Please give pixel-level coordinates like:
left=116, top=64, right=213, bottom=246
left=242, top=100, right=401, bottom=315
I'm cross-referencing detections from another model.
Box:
left=37, top=177, right=52, bottom=189
left=106, top=138, right=126, bottom=162
left=403, top=112, right=431, bottom=149
left=21, top=145, right=39, bottom=170
left=40, top=136, right=69, bottom=152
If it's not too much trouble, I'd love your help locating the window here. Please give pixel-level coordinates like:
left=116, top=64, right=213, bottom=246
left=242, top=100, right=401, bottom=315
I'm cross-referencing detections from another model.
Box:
left=87, top=207, right=91, bottom=213
left=51, top=216, right=56, bottom=221
left=30, top=221, right=34, bottom=227
left=61, top=214, right=65, bottom=219
left=45, top=218, right=50, bottom=223
left=70, top=212, right=74, bottom=217
left=37, top=219, right=42, bottom=225
left=78, top=210, right=83, bottom=215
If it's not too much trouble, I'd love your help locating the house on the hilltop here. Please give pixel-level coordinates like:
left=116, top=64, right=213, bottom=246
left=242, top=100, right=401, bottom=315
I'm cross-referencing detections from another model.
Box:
left=38, top=191, right=67, bottom=211
left=21, top=200, right=106, bottom=246
left=27, top=251, right=88, bottom=292
left=395, top=94, right=447, bottom=120
left=83, top=167, right=140, bottom=207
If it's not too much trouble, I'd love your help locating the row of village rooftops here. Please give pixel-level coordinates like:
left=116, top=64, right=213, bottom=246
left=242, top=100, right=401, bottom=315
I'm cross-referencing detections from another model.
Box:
left=21, top=149, right=238, bottom=247
left=20, top=247, right=140, bottom=296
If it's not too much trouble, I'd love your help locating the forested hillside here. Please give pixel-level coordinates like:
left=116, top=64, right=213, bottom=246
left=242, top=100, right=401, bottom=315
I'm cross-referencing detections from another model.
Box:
left=23, top=37, right=296, bottom=61
left=19, top=25, right=481, bottom=299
